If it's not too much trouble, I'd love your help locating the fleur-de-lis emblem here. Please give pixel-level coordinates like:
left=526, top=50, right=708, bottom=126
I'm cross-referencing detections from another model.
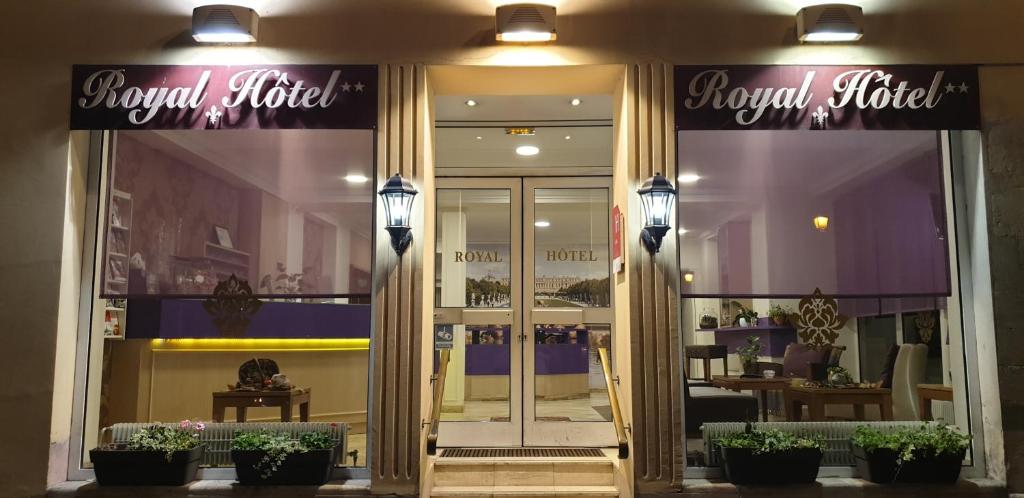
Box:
left=812, top=105, right=828, bottom=129
left=205, top=105, right=223, bottom=125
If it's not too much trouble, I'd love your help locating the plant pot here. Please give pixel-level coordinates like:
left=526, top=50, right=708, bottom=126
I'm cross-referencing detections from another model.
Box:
left=232, top=447, right=336, bottom=485
left=852, top=444, right=965, bottom=484
left=90, top=445, right=204, bottom=486
left=740, top=359, right=759, bottom=377
left=719, top=446, right=822, bottom=485
left=771, top=316, right=787, bottom=326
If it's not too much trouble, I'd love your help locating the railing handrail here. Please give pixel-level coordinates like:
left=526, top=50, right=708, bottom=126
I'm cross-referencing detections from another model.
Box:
left=598, top=347, right=629, bottom=459
left=426, top=348, right=451, bottom=456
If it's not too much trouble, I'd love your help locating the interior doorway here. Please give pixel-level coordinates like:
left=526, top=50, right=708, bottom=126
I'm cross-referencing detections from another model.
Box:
left=430, top=89, right=616, bottom=447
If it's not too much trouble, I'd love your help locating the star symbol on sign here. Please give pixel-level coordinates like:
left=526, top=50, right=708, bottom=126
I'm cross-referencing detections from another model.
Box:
left=945, top=83, right=956, bottom=94
left=341, top=82, right=352, bottom=92
left=354, top=82, right=365, bottom=92
left=959, top=82, right=969, bottom=93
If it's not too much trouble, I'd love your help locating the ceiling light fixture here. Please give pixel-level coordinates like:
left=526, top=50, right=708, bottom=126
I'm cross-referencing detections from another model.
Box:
left=475, top=136, right=483, bottom=140
left=496, top=3, right=557, bottom=43
left=814, top=215, right=830, bottom=231
left=192, top=5, right=259, bottom=43
left=516, top=145, right=540, bottom=156
left=344, top=174, right=369, bottom=184
left=677, top=173, right=701, bottom=184
left=564, top=135, right=572, bottom=140
left=534, top=220, right=551, bottom=228
left=465, top=99, right=478, bottom=107
left=678, top=228, right=688, bottom=235
left=797, top=4, right=864, bottom=43
left=505, top=127, right=535, bottom=136
left=570, top=98, right=582, bottom=106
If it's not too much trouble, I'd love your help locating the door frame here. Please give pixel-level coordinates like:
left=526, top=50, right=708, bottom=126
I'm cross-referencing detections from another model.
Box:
left=434, top=176, right=616, bottom=448
left=434, top=177, right=523, bottom=447
left=523, top=176, right=616, bottom=447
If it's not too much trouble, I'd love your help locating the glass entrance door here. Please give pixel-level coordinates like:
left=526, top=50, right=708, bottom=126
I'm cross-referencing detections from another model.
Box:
left=434, top=177, right=615, bottom=447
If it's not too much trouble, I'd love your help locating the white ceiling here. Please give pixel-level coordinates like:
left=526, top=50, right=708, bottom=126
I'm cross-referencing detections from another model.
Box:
left=127, top=129, right=375, bottom=238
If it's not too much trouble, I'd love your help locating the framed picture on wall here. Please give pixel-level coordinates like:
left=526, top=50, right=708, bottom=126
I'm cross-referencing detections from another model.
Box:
left=212, top=225, right=233, bottom=248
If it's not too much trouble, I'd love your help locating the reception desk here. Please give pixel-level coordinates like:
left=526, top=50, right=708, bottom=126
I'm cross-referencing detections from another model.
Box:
left=461, top=343, right=592, bottom=401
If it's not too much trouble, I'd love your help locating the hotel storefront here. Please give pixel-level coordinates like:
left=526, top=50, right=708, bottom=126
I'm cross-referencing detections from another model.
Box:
left=6, top=2, right=1024, bottom=498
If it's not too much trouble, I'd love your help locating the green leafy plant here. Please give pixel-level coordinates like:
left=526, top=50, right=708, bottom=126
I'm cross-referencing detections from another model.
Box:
left=732, top=303, right=759, bottom=326
left=232, top=429, right=335, bottom=479
left=768, top=304, right=793, bottom=324
left=736, top=335, right=763, bottom=364
left=851, top=424, right=970, bottom=464
left=717, top=428, right=823, bottom=455
left=125, top=420, right=205, bottom=462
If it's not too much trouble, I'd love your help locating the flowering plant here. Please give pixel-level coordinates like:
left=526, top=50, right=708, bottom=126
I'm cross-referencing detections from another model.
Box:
left=125, top=420, right=205, bottom=461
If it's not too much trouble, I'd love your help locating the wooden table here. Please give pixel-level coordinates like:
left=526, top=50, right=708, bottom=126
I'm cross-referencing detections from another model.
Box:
left=212, top=388, right=311, bottom=422
left=917, top=384, right=953, bottom=421
left=712, top=376, right=791, bottom=422
left=685, top=345, right=729, bottom=381
left=784, top=385, right=892, bottom=422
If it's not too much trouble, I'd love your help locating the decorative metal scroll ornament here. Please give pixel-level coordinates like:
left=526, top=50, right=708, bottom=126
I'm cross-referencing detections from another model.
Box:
left=915, top=312, right=936, bottom=343
left=202, top=274, right=263, bottom=337
left=793, top=288, right=848, bottom=348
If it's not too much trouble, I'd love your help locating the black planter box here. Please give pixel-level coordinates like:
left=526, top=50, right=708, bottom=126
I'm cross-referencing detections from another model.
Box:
left=232, top=447, right=336, bottom=485
left=719, top=446, right=822, bottom=485
left=90, top=445, right=204, bottom=486
left=853, top=444, right=965, bottom=484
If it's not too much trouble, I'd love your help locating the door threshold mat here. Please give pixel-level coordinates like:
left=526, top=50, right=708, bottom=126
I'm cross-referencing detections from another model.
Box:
left=441, top=448, right=605, bottom=458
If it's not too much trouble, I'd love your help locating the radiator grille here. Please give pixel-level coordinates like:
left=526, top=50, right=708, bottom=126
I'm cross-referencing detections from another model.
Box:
left=442, top=448, right=605, bottom=458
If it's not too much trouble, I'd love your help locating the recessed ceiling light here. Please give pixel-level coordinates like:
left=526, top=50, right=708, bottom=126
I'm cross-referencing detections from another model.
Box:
left=475, top=136, right=483, bottom=140
left=678, top=228, right=688, bottom=235
left=344, top=174, right=369, bottom=184
left=677, top=173, right=701, bottom=184
left=465, top=99, right=477, bottom=107
left=534, top=220, right=551, bottom=228
left=516, top=145, right=540, bottom=156
left=570, top=98, right=582, bottom=106
left=564, top=135, right=572, bottom=140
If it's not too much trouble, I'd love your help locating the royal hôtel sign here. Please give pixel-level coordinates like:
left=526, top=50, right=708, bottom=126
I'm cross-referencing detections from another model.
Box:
left=70, top=65, right=377, bottom=130
left=675, top=65, right=980, bottom=130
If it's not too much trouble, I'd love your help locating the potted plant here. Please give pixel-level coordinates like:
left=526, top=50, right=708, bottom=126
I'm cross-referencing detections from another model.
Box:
left=733, top=304, right=759, bottom=327
left=231, top=429, right=338, bottom=485
left=736, top=335, right=763, bottom=377
left=717, top=427, right=824, bottom=485
left=851, top=424, right=970, bottom=484
left=699, top=313, right=719, bottom=330
left=768, top=304, right=792, bottom=326
left=90, top=420, right=206, bottom=486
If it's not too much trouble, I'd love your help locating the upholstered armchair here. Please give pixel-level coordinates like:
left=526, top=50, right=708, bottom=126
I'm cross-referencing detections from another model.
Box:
left=892, top=343, right=929, bottom=420
left=683, top=373, right=758, bottom=435
left=758, top=343, right=845, bottom=379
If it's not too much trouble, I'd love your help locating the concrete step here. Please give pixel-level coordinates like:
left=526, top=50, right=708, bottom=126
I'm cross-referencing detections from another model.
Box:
left=432, top=458, right=614, bottom=487
left=431, top=485, right=619, bottom=498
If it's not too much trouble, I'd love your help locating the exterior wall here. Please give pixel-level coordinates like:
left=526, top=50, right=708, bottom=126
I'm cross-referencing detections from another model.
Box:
left=0, top=1, right=1022, bottom=496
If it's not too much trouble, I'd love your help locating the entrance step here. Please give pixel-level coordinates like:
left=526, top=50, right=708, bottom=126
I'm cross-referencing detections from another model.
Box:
left=431, top=485, right=618, bottom=498
left=429, top=450, right=618, bottom=497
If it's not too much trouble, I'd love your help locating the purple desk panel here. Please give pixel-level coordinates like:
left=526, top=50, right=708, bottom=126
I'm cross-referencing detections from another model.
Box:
left=125, top=299, right=371, bottom=339
left=535, top=344, right=590, bottom=375
left=465, top=344, right=511, bottom=375
left=714, top=325, right=796, bottom=356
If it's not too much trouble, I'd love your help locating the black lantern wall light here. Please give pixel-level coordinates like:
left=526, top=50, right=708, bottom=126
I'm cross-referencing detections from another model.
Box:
left=378, top=174, right=418, bottom=255
left=637, top=172, right=677, bottom=254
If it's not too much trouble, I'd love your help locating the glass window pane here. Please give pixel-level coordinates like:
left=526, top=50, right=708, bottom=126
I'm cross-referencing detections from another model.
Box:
left=435, top=189, right=512, bottom=308
left=533, top=324, right=611, bottom=422
left=436, top=324, right=511, bottom=422
left=534, top=188, right=610, bottom=307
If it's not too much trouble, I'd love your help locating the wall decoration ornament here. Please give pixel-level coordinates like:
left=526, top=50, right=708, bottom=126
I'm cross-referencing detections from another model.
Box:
left=793, top=287, right=848, bottom=348
left=915, top=311, right=936, bottom=343
left=202, top=274, right=263, bottom=337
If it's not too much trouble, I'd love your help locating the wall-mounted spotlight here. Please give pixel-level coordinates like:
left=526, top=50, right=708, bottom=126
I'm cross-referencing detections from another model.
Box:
left=813, top=215, right=830, bottom=231
left=192, top=5, right=259, bottom=43
left=496, top=3, right=557, bottom=42
left=797, top=4, right=863, bottom=43
left=379, top=174, right=418, bottom=255
left=637, top=172, right=677, bottom=254
left=682, top=270, right=695, bottom=284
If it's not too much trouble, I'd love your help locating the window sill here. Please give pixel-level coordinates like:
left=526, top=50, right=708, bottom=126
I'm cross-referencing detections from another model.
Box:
left=48, top=479, right=371, bottom=496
